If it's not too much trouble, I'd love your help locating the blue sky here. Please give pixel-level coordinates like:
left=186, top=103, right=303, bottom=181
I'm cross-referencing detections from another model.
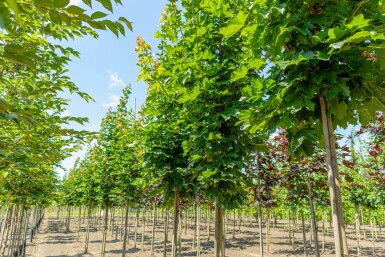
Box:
left=60, top=0, right=168, bottom=176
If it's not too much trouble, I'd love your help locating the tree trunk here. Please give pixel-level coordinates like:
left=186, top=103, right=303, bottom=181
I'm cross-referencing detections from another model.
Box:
left=197, top=202, right=201, bottom=257
left=101, top=207, right=109, bottom=257
left=233, top=209, right=236, bottom=239
left=266, top=208, right=271, bottom=253
left=134, top=208, right=139, bottom=248
left=151, top=204, right=156, bottom=257
left=178, top=207, right=182, bottom=257
left=207, top=208, right=211, bottom=241
left=172, top=190, right=180, bottom=257
left=307, top=171, right=320, bottom=257
left=84, top=204, right=91, bottom=254
left=77, top=206, right=82, bottom=241
left=122, top=204, right=129, bottom=257
left=301, top=210, right=309, bottom=257
left=319, top=95, right=349, bottom=257
left=141, top=209, right=146, bottom=251
left=214, top=198, right=224, bottom=257
left=354, top=205, right=361, bottom=257
left=322, top=206, right=326, bottom=253
left=66, top=206, right=71, bottom=232
left=164, top=208, right=169, bottom=257
left=193, top=203, right=197, bottom=248
left=0, top=204, right=11, bottom=252
left=370, top=210, right=375, bottom=256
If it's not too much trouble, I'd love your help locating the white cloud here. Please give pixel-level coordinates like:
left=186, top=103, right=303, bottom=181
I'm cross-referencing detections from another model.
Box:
left=60, top=110, right=71, bottom=117
left=69, top=0, right=82, bottom=5
left=102, top=94, right=120, bottom=108
left=108, top=72, right=126, bottom=87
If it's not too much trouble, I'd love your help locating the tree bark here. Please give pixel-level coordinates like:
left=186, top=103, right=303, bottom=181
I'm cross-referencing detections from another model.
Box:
left=151, top=204, right=156, bottom=257
left=141, top=208, right=146, bottom=251
left=172, top=190, right=180, bottom=257
left=354, top=205, right=361, bottom=257
left=164, top=208, right=169, bottom=257
left=319, top=95, right=349, bottom=257
left=122, top=204, right=129, bottom=257
left=101, top=207, right=109, bottom=257
left=214, top=198, right=224, bottom=257
left=134, top=208, right=139, bottom=249
left=301, top=210, right=309, bottom=257
left=197, top=202, right=201, bottom=257
left=307, top=171, right=320, bottom=257
left=84, top=204, right=91, bottom=254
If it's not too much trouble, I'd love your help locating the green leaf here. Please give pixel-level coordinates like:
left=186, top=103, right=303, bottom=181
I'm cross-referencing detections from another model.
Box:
left=98, top=0, right=113, bottom=12
left=2, top=52, right=36, bottom=69
left=66, top=5, right=85, bottom=15
left=219, top=11, right=248, bottom=38
left=231, top=66, right=248, bottom=81
left=332, top=101, right=348, bottom=120
left=91, top=11, right=108, bottom=19
left=276, top=27, right=294, bottom=50
left=4, top=44, right=26, bottom=54
left=54, top=0, right=70, bottom=8
left=82, top=0, right=92, bottom=7
left=118, top=17, right=133, bottom=31
left=201, top=170, right=217, bottom=179
left=249, top=58, right=265, bottom=70
left=177, top=87, right=200, bottom=104
left=5, top=0, right=19, bottom=13
left=328, top=26, right=347, bottom=41
left=346, top=14, right=370, bottom=30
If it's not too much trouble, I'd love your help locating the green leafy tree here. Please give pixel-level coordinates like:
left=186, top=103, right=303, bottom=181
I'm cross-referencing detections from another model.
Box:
left=236, top=2, right=385, bottom=255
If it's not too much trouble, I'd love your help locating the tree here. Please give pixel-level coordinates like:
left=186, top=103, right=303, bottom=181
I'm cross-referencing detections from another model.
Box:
left=238, top=2, right=385, bottom=256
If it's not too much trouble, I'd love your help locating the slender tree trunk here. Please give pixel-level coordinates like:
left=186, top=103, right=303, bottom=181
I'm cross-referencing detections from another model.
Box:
left=322, top=206, right=326, bottom=253
left=301, top=210, right=309, bottom=257
left=66, top=206, right=71, bottom=232
left=197, top=201, right=201, bottom=257
left=1, top=205, right=14, bottom=257
left=319, top=95, right=349, bottom=257
left=354, top=205, right=361, bottom=257
left=122, top=204, right=129, bottom=257
left=77, top=206, right=82, bottom=241
left=193, top=203, right=197, bottom=248
left=370, top=210, right=375, bottom=256
left=151, top=204, right=156, bottom=257
left=164, top=208, right=169, bottom=257
left=141, top=208, right=146, bottom=251
left=172, top=190, right=180, bottom=257
left=184, top=208, right=188, bottom=235
left=0, top=204, right=11, bottom=252
left=214, top=198, right=224, bottom=257
left=178, top=207, right=182, bottom=257
left=233, top=209, right=236, bottom=239
left=101, top=207, right=109, bottom=257
left=307, top=171, right=320, bottom=257
left=207, top=208, right=211, bottom=241
left=266, top=208, right=271, bottom=253
left=84, top=204, right=91, bottom=254
left=134, top=208, right=139, bottom=249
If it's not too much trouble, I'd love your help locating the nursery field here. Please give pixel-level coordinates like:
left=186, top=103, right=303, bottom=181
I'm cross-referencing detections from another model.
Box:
left=24, top=209, right=385, bottom=257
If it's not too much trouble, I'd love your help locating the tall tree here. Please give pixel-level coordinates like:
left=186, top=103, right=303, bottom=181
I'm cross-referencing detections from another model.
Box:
left=238, top=2, right=385, bottom=256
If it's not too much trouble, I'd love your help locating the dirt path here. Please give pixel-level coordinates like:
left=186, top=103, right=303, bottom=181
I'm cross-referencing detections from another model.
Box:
left=26, top=215, right=385, bottom=257
left=26, top=218, right=86, bottom=257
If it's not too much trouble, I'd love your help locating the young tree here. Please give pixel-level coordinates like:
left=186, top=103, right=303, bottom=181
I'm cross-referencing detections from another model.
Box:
left=238, top=2, right=385, bottom=256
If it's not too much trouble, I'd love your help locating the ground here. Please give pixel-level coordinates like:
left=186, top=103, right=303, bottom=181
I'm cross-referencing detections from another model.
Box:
left=26, top=212, right=385, bottom=257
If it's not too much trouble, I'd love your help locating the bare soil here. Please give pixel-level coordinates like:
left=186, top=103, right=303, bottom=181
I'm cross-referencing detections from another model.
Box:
left=26, top=213, right=385, bottom=257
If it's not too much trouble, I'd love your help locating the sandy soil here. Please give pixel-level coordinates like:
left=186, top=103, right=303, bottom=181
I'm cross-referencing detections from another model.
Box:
left=25, top=213, right=385, bottom=257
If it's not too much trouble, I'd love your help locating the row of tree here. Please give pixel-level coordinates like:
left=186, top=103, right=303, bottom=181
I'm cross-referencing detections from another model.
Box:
left=0, top=0, right=133, bottom=255
left=60, top=1, right=385, bottom=257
